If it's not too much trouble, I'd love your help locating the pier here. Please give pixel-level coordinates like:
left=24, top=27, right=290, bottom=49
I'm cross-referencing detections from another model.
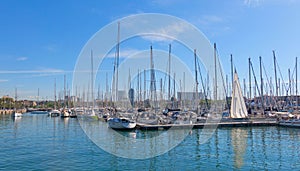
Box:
left=136, top=118, right=278, bottom=130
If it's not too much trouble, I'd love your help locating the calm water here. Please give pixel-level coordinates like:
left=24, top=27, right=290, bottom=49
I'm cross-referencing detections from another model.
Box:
left=0, top=113, right=299, bottom=170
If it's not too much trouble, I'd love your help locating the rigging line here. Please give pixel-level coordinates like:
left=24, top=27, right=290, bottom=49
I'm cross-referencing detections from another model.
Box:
left=275, top=58, right=288, bottom=92
left=250, top=60, right=261, bottom=97
left=261, top=60, right=272, bottom=94
left=196, top=52, right=209, bottom=110
left=215, top=47, right=230, bottom=110
left=262, top=59, right=279, bottom=109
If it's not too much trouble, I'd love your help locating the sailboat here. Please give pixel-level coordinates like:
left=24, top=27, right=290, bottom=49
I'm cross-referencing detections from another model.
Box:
left=230, top=70, right=248, bottom=119
left=49, top=78, right=61, bottom=117
left=12, top=88, right=22, bottom=118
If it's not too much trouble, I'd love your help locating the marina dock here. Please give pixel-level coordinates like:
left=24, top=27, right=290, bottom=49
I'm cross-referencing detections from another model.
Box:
left=136, top=119, right=278, bottom=130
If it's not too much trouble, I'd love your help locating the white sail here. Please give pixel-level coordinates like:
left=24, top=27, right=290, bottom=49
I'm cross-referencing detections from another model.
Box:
left=230, top=71, right=248, bottom=118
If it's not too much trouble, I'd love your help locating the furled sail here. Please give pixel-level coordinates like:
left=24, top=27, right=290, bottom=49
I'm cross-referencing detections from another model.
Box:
left=230, top=71, right=248, bottom=118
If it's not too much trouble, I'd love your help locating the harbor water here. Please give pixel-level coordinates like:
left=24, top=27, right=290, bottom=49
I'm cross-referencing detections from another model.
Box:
left=0, top=113, right=299, bottom=170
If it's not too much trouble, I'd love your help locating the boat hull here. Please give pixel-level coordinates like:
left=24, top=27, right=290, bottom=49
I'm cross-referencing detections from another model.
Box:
left=108, top=118, right=136, bottom=129
left=12, top=112, right=22, bottom=117
left=279, top=120, right=300, bottom=128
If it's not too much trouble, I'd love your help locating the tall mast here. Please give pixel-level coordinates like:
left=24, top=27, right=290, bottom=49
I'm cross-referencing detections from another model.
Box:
left=288, top=69, right=291, bottom=96
left=14, top=87, right=17, bottom=110
left=296, top=57, right=298, bottom=111
left=91, top=50, right=94, bottom=108
left=259, top=56, right=264, bottom=114
left=54, top=78, right=57, bottom=110
left=231, top=54, right=234, bottom=93
left=139, top=68, right=142, bottom=102
left=150, top=45, right=157, bottom=110
left=183, top=72, right=186, bottom=109
left=64, top=74, right=66, bottom=108
left=173, top=73, right=176, bottom=109
left=37, top=88, right=39, bottom=107
left=173, top=73, right=176, bottom=98
left=137, top=69, right=140, bottom=102
left=194, top=49, right=198, bottom=114
left=160, top=78, right=163, bottom=102
left=273, top=50, right=278, bottom=98
left=105, top=72, right=108, bottom=106
left=226, top=75, right=229, bottom=97
left=144, top=69, right=146, bottom=101
left=243, top=78, right=246, bottom=97
left=115, top=22, right=120, bottom=102
left=168, top=44, right=171, bottom=100
left=214, top=43, right=217, bottom=101
left=249, top=58, right=252, bottom=100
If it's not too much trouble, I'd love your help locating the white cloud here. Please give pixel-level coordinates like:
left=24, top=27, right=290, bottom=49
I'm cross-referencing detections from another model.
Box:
left=0, top=79, right=8, bottom=83
left=198, top=15, right=224, bottom=26
left=16, top=57, right=28, bottom=61
left=244, top=0, right=263, bottom=7
left=0, top=69, right=65, bottom=74
left=104, top=48, right=147, bottom=58
left=141, top=22, right=190, bottom=42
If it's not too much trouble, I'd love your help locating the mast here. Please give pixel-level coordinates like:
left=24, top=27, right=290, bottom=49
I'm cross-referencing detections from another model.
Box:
left=273, top=51, right=278, bottom=98
left=54, top=78, right=57, bottom=110
left=91, top=50, right=94, bottom=109
left=214, top=43, right=217, bottom=101
left=259, top=56, right=264, bottom=114
left=168, top=44, right=171, bottom=100
left=137, top=69, right=140, bottom=103
left=14, top=87, right=17, bottom=111
left=160, top=78, right=163, bottom=102
left=243, top=78, right=246, bottom=97
left=249, top=58, right=252, bottom=100
left=37, top=88, right=40, bottom=105
left=144, top=69, right=146, bottom=102
left=288, top=68, right=291, bottom=97
left=173, top=72, right=176, bottom=109
left=194, top=49, right=198, bottom=114
left=296, top=57, right=298, bottom=112
left=226, top=75, right=229, bottom=97
left=105, top=72, right=108, bottom=107
left=150, top=45, right=157, bottom=111
left=183, top=72, right=186, bottom=109
left=115, top=21, right=120, bottom=102
left=231, top=54, right=234, bottom=93
left=64, top=74, right=66, bottom=108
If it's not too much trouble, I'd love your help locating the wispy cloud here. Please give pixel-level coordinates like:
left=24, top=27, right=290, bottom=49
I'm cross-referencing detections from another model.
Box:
left=244, top=0, right=263, bottom=7
left=0, top=79, right=8, bottom=83
left=0, top=69, right=66, bottom=74
left=104, top=48, right=148, bottom=58
left=141, top=22, right=190, bottom=42
left=16, top=57, right=28, bottom=61
left=150, top=0, right=185, bottom=6
left=43, top=44, right=58, bottom=52
left=198, top=15, right=224, bottom=26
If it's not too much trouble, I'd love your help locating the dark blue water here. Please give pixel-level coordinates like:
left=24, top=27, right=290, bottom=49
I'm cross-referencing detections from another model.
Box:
left=0, top=113, right=299, bottom=170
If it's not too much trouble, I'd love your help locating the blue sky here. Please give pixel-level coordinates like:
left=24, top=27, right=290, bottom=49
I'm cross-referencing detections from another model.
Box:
left=1, top=0, right=300, bottom=100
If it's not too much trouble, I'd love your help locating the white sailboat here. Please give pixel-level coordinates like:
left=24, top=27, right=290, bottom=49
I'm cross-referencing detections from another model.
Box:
left=12, top=88, right=22, bottom=118
left=230, top=70, right=248, bottom=119
left=108, top=117, right=136, bottom=129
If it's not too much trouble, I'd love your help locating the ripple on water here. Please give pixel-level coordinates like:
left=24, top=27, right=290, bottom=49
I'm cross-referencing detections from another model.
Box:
left=0, top=115, right=300, bottom=170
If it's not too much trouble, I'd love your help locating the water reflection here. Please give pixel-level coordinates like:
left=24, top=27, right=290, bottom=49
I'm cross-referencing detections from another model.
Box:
left=231, top=128, right=247, bottom=169
left=1, top=114, right=300, bottom=170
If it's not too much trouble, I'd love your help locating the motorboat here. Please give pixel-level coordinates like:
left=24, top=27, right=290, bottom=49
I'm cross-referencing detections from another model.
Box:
left=61, top=109, right=70, bottom=118
left=107, top=117, right=136, bottom=129
left=278, top=119, right=300, bottom=128
left=12, top=111, right=22, bottom=117
left=48, top=109, right=61, bottom=117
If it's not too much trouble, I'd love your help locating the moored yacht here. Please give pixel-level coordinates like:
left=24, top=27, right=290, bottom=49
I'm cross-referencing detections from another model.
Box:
left=108, top=117, right=136, bottom=129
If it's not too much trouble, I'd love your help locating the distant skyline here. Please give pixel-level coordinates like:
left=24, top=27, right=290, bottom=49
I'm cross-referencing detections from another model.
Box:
left=1, top=0, right=300, bottom=100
